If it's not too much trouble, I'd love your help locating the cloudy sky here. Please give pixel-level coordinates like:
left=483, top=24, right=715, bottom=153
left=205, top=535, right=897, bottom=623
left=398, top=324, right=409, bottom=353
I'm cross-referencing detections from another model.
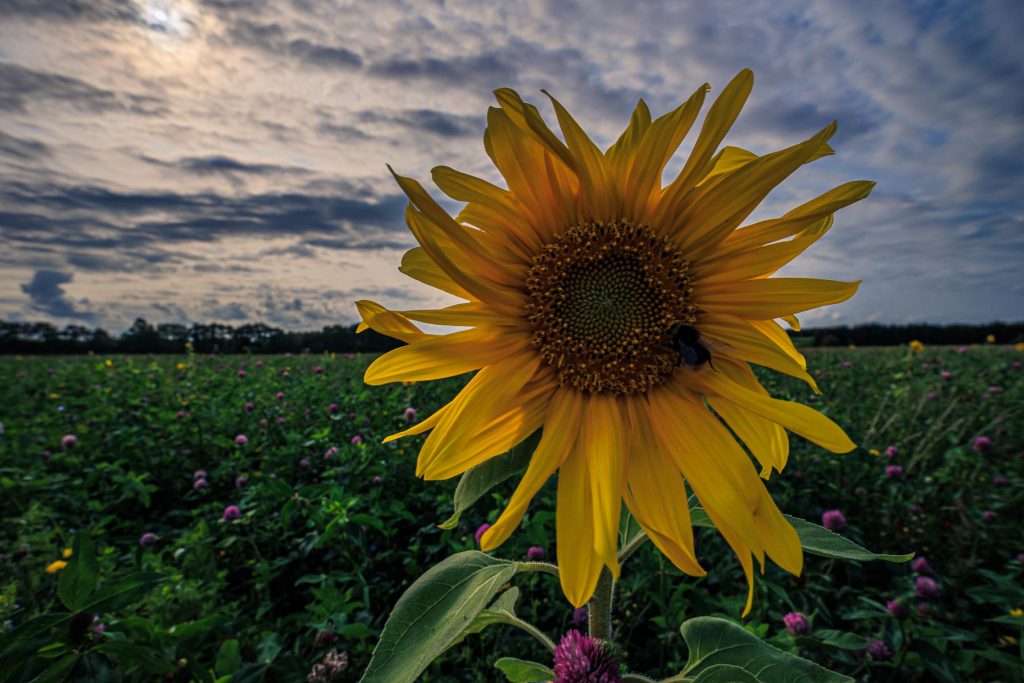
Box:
left=1, top=0, right=1022, bottom=332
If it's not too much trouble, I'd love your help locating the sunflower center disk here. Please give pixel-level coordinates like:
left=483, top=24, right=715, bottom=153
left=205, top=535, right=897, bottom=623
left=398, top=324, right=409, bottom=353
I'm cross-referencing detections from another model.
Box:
left=525, top=221, right=697, bottom=395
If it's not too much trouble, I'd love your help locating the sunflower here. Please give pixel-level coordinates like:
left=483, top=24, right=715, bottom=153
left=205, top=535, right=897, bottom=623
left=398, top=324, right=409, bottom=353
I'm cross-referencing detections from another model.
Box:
left=357, top=69, right=871, bottom=613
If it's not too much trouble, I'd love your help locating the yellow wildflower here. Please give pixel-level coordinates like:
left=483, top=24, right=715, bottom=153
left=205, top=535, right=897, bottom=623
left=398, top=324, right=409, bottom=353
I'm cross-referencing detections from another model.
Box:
left=1011, top=608, right=1023, bottom=618
left=46, top=560, right=68, bottom=574
left=62, top=548, right=73, bottom=559
left=358, top=71, right=866, bottom=612
left=909, top=340, right=924, bottom=352
left=869, top=449, right=881, bottom=457
left=986, top=334, right=996, bottom=344
left=105, top=359, right=113, bottom=367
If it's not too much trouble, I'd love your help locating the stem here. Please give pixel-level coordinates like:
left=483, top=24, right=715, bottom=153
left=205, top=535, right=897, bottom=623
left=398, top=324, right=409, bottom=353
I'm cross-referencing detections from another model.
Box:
left=515, top=561, right=559, bottom=578
left=588, top=568, right=615, bottom=642
left=506, top=615, right=557, bottom=654
left=618, top=529, right=649, bottom=565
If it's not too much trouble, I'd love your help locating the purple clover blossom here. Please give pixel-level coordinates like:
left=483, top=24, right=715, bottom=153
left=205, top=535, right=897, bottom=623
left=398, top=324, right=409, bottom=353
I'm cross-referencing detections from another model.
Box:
left=915, top=576, right=940, bottom=599
left=552, top=630, right=622, bottom=683
left=821, top=509, right=847, bottom=531
left=527, top=546, right=545, bottom=561
left=886, top=599, right=909, bottom=618
left=222, top=505, right=242, bottom=522
left=350, top=435, right=364, bottom=445
left=474, top=523, right=491, bottom=546
left=982, top=510, right=997, bottom=522
left=235, top=434, right=248, bottom=446
left=61, top=434, right=77, bottom=450
left=911, top=556, right=933, bottom=575
left=972, top=436, right=993, bottom=453
left=783, top=612, right=810, bottom=636
left=193, top=478, right=209, bottom=490
left=867, top=639, right=893, bottom=661
left=193, top=469, right=207, bottom=480
left=885, top=465, right=904, bottom=480
left=235, top=475, right=249, bottom=488
left=404, top=406, right=417, bottom=423
left=139, top=532, right=157, bottom=549
left=885, top=446, right=899, bottom=458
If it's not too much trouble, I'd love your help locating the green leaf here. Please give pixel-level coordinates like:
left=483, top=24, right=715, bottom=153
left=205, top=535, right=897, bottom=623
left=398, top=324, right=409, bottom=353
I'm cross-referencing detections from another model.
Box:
left=451, top=586, right=520, bottom=648
left=337, top=623, right=376, bottom=640
left=81, top=572, right=164, bottom=613
left=679, top=617, right=852, bottom=682
left=31, top=653, right=80, bottom=683
left=93, top=640, right=177, bottom=674
left=691, top=664, right=760, bottom=682
left=359, top=551, right=519, bottom=683
left=438, top=431, right=540, bottom=529
left=690, top=508, right=912, bottom=562
left=215, top=640, right=242, bottom=676
left=494, top=657, right=554, bottom=682
left=57, top=533, right=100, bottom=611
left=796, top=629, right=869, bottom=651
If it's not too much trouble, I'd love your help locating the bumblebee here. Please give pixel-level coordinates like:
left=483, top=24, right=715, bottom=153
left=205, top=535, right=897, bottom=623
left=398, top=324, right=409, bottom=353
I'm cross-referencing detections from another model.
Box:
left=669, top=324, right=712, bottom=369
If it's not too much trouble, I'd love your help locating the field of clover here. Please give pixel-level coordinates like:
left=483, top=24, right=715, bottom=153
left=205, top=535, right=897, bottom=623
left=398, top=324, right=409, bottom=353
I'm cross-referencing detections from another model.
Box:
left=0, top=343, right=1021, bottom=682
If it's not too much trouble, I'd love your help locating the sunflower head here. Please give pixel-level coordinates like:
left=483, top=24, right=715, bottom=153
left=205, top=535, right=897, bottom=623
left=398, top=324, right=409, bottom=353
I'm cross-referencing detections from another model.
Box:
left=358, top=69, right=870, bottom=613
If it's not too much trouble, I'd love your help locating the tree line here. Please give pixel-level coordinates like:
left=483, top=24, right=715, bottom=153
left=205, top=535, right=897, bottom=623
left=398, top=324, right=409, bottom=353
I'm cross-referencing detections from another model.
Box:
left=0, top=318, right=1020, bottom=355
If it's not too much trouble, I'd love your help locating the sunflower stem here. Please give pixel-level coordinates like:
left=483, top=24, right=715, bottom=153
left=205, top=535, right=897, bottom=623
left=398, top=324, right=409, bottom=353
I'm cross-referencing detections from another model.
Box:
left=588, top=568, right=615, bottom=642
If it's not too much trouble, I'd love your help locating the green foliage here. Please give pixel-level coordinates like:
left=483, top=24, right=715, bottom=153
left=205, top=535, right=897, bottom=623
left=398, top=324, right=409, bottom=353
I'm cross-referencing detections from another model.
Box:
left=0, top=347, right=1021, bottom=680
left=493, top=656, right=554, bottom=682
left=677, top=617, right=853, bottom=682
left=359, top=552, right=518, bottom=683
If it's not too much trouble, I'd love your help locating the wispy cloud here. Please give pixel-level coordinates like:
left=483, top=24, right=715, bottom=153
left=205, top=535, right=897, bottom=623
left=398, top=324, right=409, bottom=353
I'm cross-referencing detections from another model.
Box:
left=0, top=0, right=1021, bottom=330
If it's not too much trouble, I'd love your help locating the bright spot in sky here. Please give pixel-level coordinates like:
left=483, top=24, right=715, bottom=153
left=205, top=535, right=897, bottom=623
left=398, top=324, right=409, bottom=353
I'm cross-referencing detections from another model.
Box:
left=140, top=1, right=193, bottom=40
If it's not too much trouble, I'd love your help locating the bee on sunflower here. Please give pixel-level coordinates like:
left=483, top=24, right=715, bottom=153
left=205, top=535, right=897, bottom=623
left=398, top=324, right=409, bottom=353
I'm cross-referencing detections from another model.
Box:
left=357, top=69, right=871, bottom=613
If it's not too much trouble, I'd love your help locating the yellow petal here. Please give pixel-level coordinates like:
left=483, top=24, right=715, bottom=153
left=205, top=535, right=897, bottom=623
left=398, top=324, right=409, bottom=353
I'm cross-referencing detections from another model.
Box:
left=382, top=402, right=451, bottom=443
left=622, top=400, right=704, bottom=576
left=715, top=520, right=757, bottom=617
left=493, top=88, right=575, bottom=170
left=399, top=246, right=472, bottom=300
left=484, top=107, right=577, bottom=238
left=556, top=448, right=603, bottom=608
left=718, top=181, right=875, bottom=257
left=481, top=387, right=583, bottom=550
left=392, top=169, right=524, bottom=287
left=543, top=90, right=619, bottom=222
left=689, top=368, right=856, bottom=453
left=416, top=348, right=542, bottom=477
left=396, top=302, right=524, bottom=330
left=693, top=215, right=832, bottom=284
left=697, top=146, right=759, bottom=185
left=749, top=319, right=806, bottom=368
left=582, top=394, right=626, bottom=578
left=674, top=122, right=837, bottom=258
left=652, top=70, right=750, bottom=229
left=648, top=384, right=763, bottom=557
left=421, top=381, right=549, bottom=480
left=355, top=300, right=433, bottom=344
left=364, top=328, right=530, bottom=385
left=751, top=484, right=802, bottom=576
left=605, top=98, right=652, bottom=182
left=697, top=277, right=860, bottom=320
left=703, top=357, right=790, bottom=474
left=699, top=313, right=818, bottom=392
left=623, top=85, right=707, bottom=220
left=405, top=205, right=524, bottom=317
left=432, top=165, right=543, bottom=255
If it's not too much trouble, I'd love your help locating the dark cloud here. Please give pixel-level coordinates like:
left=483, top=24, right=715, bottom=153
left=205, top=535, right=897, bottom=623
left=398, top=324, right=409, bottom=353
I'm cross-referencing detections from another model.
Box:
left=368, top=52, right=514, bottom=87
left=0, top=180, right=407, bottom=252
left=141, top=154, right=312, bottom=178
left=0, top=0, right=137, bottom=22
left=19, top=269, right=95, bottom=320
left=0, top=130, right=51, bottom=159
left=359, top=109, right=482, bottom=138
left=225, top=19, right=362, bottom=69
left=0, top=62, right=165, bottom=115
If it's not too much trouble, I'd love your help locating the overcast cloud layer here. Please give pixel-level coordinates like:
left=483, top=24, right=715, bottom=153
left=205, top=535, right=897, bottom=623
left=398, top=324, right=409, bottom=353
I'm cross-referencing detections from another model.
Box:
left=1, top=0, right=1022, bottom=331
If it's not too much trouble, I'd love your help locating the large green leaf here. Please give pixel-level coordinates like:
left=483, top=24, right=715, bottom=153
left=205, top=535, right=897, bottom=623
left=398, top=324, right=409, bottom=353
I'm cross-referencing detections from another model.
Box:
left=691, top=664, right=760, bottom=682
left=359, top=551, right=519, bottom=683
left=58, top=533, right=100, bottom=611
left=438, top=431, right=540, bottom=529
left=690, top=508, right=912, bottom=562
left=453, top=586, right=521, bottom=646
left=494, top=657, right=554, bottom=682
left=82, top=572, right=164, bottom=613
left=679, top=617, right=852, bottom=682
